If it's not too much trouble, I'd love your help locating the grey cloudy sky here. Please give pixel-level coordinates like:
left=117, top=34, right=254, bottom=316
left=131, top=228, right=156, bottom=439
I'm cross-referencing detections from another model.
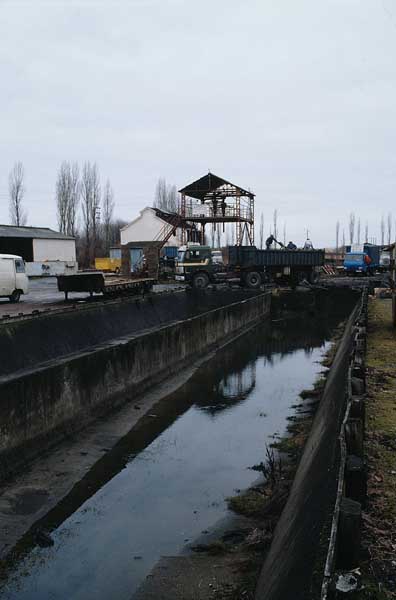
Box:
left=1, top=0, right=395, bottom=246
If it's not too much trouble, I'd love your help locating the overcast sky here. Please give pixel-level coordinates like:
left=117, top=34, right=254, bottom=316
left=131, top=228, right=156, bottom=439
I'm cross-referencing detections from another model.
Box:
left=1, top=0, right=395, bottom=246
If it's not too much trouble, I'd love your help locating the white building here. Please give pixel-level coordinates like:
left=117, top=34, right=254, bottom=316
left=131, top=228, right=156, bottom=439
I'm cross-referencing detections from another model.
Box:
left=0, top=225, right=78, bottom=276
left=120, top=207, right=182, bottom=247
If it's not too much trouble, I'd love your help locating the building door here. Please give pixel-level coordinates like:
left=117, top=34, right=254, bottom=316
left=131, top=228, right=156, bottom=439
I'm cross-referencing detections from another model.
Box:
left=130, top=248, right=144, bottom=273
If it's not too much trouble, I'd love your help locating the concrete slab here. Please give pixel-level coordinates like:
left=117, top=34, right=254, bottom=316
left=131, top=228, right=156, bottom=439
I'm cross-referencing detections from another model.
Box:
left=0, top=362, right=201, bottom=560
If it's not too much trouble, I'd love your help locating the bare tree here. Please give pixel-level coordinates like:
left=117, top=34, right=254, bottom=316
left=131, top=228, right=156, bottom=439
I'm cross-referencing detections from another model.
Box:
left=210, top=224, right=215, bottom=248
left=216, top=226, right=221, bottom=249
left=365, top=222, right=368, bottom=243
left=349, top=212, right=355, bottom=245
left=56, top=163, right=68, bottom=234
left=273, top=209, right=278, bottom=241
left=107, top=218, right=127, bottom=248
left=225, top=227, right=230, bottom=246
left=336, top=221, right=340, bottom=253
left=81, top=162, right=101, bottom=266
left=380, top=215, right=385, bottom=246
left=259, top=213, right=264, bottom=249
left=342, top=228, right=345, bottom=250
left=9, top=162, right=27, bottom=226
left=56, top=162, right=79, bottom=236
left=230, top=225, right=235, bottom=246
left=102, top=179, right=115, bottom=255
left=154, top=178, right=178, bottom=213
left=387, top=212, right=392, bottom=245
left=68, top=163, right=80, bottom=236
left=357, top=218, right=361, bottom=244
left=167, top=184, right=178, bottom=213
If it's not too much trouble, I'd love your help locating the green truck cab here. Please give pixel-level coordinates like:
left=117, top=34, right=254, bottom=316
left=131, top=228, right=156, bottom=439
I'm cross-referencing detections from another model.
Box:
left=175, top=244, right=214, bottom=289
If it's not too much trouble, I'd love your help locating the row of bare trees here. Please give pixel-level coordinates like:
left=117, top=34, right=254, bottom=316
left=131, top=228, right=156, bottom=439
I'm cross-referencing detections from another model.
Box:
left=55, top=161, right=122, bottom=266
left=336, top=212, right=394, bottom=251
left=153, top=177, right=178, bottom=212
left=7, top=161, right=124, bottom=267
left=257, top=210, right=288, bottom=249
left=56, top=162, right=79, bottom=236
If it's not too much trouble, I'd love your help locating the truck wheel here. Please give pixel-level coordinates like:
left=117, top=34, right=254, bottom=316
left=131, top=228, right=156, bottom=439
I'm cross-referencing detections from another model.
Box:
left=193, top=272, right=209, bottom=289
left=9, top=290, right=21, bottom=303
left=245, top=271, right=261, bottom=289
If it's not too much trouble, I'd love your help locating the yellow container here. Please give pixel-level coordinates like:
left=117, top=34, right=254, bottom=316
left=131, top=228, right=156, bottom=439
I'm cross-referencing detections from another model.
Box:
left=95, top=257, right=121, bottom=273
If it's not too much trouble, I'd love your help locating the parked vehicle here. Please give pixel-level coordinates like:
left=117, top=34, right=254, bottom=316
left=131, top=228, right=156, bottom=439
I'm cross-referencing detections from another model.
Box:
left=161, top=246, right=178, bottom=259
left=0, top=254, right=29, bottom=302
left=94, top=257, right=121, bottom=273
left=159, top=246, right=178, bottom=275
left=344, top=244, right=381, bottom=275
left=380, top=250, right=391, bottom=271
left=175, top=244, right=324, bottom=289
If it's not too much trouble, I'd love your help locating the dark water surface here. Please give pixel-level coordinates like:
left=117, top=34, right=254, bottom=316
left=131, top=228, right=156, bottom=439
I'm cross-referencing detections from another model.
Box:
left=0, top=308, right=347, bottom=600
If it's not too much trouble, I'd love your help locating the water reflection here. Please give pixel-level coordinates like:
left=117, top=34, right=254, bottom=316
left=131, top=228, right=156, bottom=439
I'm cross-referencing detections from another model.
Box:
left=194, top=311, right=337, bottom=416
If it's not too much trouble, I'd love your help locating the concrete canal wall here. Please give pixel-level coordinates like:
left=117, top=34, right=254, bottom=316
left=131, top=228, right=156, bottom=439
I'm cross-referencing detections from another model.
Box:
left=0, top=290, right=270, bottom=481
left=0, top=289, right=263, bottom=377
left=255, top=293, right=362, bottom=600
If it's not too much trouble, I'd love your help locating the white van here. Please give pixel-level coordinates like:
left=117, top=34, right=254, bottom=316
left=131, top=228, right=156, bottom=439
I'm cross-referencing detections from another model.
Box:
left=0, top=254, right=29, bottom=302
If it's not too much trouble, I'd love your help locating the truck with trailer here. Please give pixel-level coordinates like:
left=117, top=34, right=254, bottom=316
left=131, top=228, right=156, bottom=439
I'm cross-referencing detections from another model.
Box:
left=343, top=244, right=381, bottom=275
left=175, top=244, right=324, bottom=289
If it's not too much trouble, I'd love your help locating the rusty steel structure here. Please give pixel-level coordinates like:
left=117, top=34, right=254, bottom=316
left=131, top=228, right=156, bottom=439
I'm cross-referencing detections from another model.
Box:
left=178, top=172, right=255, bottom=246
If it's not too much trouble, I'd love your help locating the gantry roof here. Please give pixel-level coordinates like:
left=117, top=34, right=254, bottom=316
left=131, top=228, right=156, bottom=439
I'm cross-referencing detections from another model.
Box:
left=179, top=172, right=255, bottom=201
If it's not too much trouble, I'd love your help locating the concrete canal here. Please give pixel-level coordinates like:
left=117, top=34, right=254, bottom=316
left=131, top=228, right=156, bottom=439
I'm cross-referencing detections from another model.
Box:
left=0, top=291, right=357, bottom=599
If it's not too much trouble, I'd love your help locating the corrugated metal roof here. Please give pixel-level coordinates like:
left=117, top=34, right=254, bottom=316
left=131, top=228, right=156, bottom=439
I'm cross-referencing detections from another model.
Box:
left=0, top=225, right=75, bottom=240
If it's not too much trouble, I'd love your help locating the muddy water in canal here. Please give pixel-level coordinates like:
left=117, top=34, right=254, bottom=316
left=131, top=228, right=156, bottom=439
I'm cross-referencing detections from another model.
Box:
left=0, top=305, right=349, bottom=600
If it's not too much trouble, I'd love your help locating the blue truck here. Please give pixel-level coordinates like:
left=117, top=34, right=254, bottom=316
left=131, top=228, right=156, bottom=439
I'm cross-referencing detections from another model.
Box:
left=344, top=244, right=381, bottom=275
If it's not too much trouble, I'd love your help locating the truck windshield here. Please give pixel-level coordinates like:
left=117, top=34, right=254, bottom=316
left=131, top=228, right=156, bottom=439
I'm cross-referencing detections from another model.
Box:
left=346, top=254, right=363, bottom=263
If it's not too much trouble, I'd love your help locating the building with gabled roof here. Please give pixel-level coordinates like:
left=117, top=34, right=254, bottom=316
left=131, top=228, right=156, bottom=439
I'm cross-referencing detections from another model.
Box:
left=0, top=225, right=77, bottom=276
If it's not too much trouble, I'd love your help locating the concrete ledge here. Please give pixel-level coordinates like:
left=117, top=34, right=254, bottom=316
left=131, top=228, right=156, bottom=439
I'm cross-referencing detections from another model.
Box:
left=255, top=287, right=368, bottom=600
left=321, top=288, right=368, bottom=599
left=0, top=288, right=263, bottom=377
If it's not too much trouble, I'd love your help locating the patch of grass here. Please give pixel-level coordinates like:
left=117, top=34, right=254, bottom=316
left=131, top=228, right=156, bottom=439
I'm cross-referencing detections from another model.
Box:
left=299, top=376, right=327, bottom=400
left=272, top=417, right=313, bottom=461
left=361, top=298, right=396, bottom=598
left=227, top=488, right=270, bottom=518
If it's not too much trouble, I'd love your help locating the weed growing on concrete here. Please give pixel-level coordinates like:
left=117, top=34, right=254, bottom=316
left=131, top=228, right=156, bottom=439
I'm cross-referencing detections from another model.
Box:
left=249, top=445, right=283, bottom=489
